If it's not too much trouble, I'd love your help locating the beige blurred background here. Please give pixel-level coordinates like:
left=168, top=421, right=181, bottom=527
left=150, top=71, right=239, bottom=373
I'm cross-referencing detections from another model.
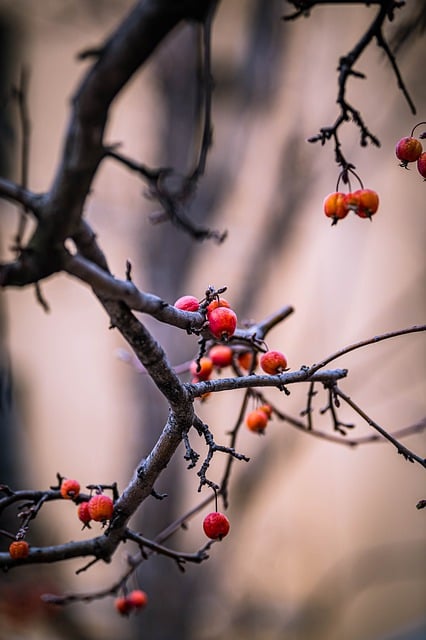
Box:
left=0, top=1, right=425, bottom=639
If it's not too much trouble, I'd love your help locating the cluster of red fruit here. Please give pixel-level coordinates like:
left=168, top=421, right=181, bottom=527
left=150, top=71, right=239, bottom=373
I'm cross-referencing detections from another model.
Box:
left=395, top=122, right=426, bottom=179
left=115, top=590, right=148, bottom=616
left=59, top=479, right=115, bottom=527
left=174, top=295, right=237, bottom=342
left=323, top=188, right=379, bottom=225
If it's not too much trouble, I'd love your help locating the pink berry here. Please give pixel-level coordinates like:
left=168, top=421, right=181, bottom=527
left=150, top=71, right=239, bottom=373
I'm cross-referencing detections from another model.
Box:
left=174, top=295, right=200, bottom=312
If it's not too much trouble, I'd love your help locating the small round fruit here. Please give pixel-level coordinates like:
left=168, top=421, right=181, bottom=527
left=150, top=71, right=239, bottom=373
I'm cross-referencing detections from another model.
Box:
left=115, top=596, right=132, bottom=616
left=208, top=307, right=237, bottom=340
left=260, top=350, right=288, bottom=375
left=127, top=590, right=148, bottom=610
left=174, top=295, right=200, bottom=312
left=395, top=136, right=423, bottom=164
left=206, top=298, right=230, bottom=315
left=88, top=494, right=114, bottom=523
left=258, top=404, right=272, bottom=418
left=9, top=540, right=30, bottom=559
left=77, top=502, right=92, bottom=526
left=417, top=152, right=426, bottom=179
left=208, top=345, right=233, bottom=368
left=203, top=512, right=230, bottom=540
left=351, top=189, right=379, bottom=218
left=190, top=357, right=213, bottom=381
left=60, top=478, right=81, bottom=500
left=237, top=351, right=257, bottom=371
left=323, top=192, right=349, bottom=224
left=246, top=409, right=269, bottom=433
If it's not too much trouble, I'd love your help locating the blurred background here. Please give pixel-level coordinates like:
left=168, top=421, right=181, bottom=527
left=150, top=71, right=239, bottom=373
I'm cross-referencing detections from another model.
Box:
left=0, top=1, right=425, bottom=639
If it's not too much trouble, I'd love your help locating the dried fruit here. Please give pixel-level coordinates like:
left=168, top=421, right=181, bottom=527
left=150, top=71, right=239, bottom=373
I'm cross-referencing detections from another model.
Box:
left=87, top=494, right=114, bottom=523
left=207, top=307, right=237, bottom=341
left=60, top=478, right=81, bottom=500
left=9, top=540, right=30, bottom=559
left=174, top=295, right=200, bottom=312
left=260, top=350, right=288, bottom=375
left=203, top=512, right=230, bottom=540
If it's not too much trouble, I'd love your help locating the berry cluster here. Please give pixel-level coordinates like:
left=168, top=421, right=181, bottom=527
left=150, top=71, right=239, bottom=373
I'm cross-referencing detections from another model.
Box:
left=60, top=478, right=114, bottom=528
left=246, top=404, right=272, bottom=434
left=395, top=121, right=426, bottom=179
left=323, top=187, right=379, bottom=225
left=115, top=590, right=148, bottom=616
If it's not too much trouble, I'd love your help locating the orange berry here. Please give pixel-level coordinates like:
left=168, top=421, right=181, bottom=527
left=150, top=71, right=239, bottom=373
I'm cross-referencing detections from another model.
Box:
left=9, top=540, right=30, bottom=559
left=350, top=189, right=379, bottom=218
left=323, top=192, right=349, bottom=224
left=203, top=512, right=230, bottom=540
left=127, top=590, right=148, bottom=610
left=60, top=478, right=81, bottom=500
left=395, top=136, right=423, bottom=164
left=174, top=295, right=200, bottom=312
left=260, top=350, right=288, bottom=375
left=208, top=307, right=237, bottom=341
left=246, top=409, right=269, bottom=433
left=208, top=345, right=233, bottom=368
left=88, top=494, right=114, bottom=523
left=190, top=357, right=213, bottom=381
left=258, top=404, right=272, bottom=418
left=206, top=298, right=230, bottom=315
left=237, top=351, right=258, bottom=371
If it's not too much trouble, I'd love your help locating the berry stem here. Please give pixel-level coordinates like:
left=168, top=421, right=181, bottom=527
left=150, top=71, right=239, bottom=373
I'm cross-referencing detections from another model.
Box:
left=410, top=121, right=426, bottom=138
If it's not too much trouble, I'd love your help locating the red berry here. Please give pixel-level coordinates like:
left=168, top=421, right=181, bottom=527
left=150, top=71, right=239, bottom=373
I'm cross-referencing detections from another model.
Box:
left=115, top=596, right=132, bottom=616
left=323, top=192, right=349, bottom=224
left=206, top=298, right=230, bottom=315
left=246, top=408, right=269, bottom=433
left=260, top=350, right=288, bottom=375
left=174, top=295, right=200, bottom=312
left=88, top=494, right=114, bottom=523
left=417, top=152, right=426, bottom=179
left=208, top=345, right=233, bottom=368
left=9, top=540, right=30, bottom=559
left=127, top=590, right=148, bottom=610
left=60, top=478, right=81, bottom=500
left=203, top=512, right=230, bottom=540
left=77, top=501, right=92, bottom=526
left=190, top=357, right=213, bottom=381
left=395, top=136, right=423, bottom=164
left=350, top=189, right=379, bottom=218
left=208, top=307, right=237, bottom=340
